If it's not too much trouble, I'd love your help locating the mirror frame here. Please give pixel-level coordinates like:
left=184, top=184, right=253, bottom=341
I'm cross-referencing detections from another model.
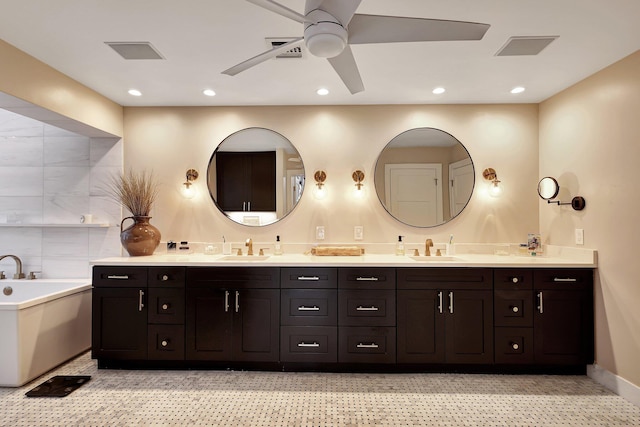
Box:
left=374, top=127, right=475, bottom=228
left=537, top=176, right=560, bottom=200
left=206, top=127, right=305, bottom=226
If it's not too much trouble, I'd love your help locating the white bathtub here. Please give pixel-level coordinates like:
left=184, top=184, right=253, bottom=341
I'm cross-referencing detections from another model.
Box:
left=0, top=279, right=92, bottom=387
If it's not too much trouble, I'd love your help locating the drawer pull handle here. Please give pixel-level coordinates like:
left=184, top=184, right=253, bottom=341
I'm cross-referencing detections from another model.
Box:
left=512, top=277, right=519, bottom=283
left=161, top=274, right=169, bottom=281
left=161, top=340, right=169, bottom=347
left=511, top=306, right=519, bottom=313
left=356, top=305, right=379, bottom=311
left=511, top=342, right=519, bottom=350
left=554, top=277, right=578, bottom=282
left=107, top=275, right=129, bottom=280
left=297, top=342, right=320, bottom=348
left=162, top=303, right=169, bottom=310
left=297, top=276, right=320, bottom=281
left=298, top=305, right=320, bottom=311
left=357, top=343, right=379, bottom=349
left=356, top=277, right=379, bottom=281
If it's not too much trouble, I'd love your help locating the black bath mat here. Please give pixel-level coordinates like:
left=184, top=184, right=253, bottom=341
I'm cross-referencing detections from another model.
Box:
left=25, top=375, right=91, bottom=397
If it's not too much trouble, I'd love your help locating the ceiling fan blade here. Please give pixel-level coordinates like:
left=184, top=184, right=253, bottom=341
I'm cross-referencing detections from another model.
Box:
left=247, top=0, right=307, bottom=23
left=327, top=45, right=364, bottom=94
left=348, top=14, right=490, bottom=44
left=306, top=0, right=362, bottom=26
left=222, top=38, right=304, bottom=76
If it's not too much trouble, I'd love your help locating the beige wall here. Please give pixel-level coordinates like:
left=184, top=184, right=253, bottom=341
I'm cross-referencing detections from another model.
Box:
left=540, top=50, right=640, bottom=386
left=123, top=104, right=539, bottom=247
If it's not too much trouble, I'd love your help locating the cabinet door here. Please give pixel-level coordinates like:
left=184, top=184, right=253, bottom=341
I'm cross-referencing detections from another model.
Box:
left=92, top=288, right=147, bottom=360
left=233, top=289, right=280, bottom=362
left=186, top=288, right=232, bottom=361
left=533, top=289, right=592, bottom=364
left=248, top=151, right=276, bottom=211
left=216, top=152, right=250, bottom=211
left=445, top=290, right=493, bottom=364
left=397, top=290, right=445, bottom=363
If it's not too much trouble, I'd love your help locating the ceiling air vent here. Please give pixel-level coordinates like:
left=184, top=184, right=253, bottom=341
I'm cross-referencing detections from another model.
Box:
left=266, top=38, right=303, bottom=58
left=495, top=36, right=558, bottom=56
left=105, top=42, right=165, bottom=60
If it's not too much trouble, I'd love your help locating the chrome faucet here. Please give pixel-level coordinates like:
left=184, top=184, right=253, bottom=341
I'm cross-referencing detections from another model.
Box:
left=245, top=238, right=254, bottom=256
left=425, top=239, right=434, bottom=256
left=0, top=254, right=25, bottom=279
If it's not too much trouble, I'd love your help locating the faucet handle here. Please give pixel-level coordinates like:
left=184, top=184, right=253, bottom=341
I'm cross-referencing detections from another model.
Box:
left=259, top=248, right=269, bottom=256
left=413, top=249, right=420, bottom=256
left=0, top=271, right=5, bottom=280
left=28, top=271, right=41, bottom=280
left=236, top=248, right=243, bottom=256
left=14, top=272, right=26, bottom=279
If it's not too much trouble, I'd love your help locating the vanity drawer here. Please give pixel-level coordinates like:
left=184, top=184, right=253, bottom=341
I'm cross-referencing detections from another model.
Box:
left=494, top=290, right=533, bottom=327
left=187, top=267, right=280, bottom=289
left=494, top=269, right=533, bottom=290
left=338, top=327, right=396, bottom=364
left=93, top=266, right=147, bottom=288
left=281, top=289, right=337, bottom=326
left=280, top=268, right=337, bottom=289
left=338, top=267, right=395, bottom=290
left=534, top=269, right=593, bottom=290
left=148, top=324, right=185, bottom=360
left=494, top=327, right=534, bottom=364
left=338, top=290, right=395, bottom=326
left=280, top=326, right=337, bottom=363
left=397, top=268, right=492, bottom=290
left=148, top=288, right=185, bottom=324
left=148, top=267, right=186, bottom=287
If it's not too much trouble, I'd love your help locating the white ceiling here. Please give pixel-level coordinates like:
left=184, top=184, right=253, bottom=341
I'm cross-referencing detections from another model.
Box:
left=1, top=0, right=639, bottom=107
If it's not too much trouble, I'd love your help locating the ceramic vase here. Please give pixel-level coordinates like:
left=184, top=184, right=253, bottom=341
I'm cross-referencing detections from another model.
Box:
left=120, top=216, right=161, bottom=256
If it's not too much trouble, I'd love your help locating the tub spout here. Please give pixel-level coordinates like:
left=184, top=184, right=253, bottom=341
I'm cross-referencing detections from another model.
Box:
left=0, top=254, right=25, bottom=279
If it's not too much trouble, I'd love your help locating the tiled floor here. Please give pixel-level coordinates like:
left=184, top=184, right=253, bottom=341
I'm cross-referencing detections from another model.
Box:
left=1, top=353, right=639, bottom=427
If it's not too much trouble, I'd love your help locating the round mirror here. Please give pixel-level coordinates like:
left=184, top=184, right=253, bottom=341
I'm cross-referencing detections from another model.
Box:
left=207, top=128, right=305, bottom=226
left=374, top=127, right=474, bottom=228
left=537, top=176, right=559, bottom=200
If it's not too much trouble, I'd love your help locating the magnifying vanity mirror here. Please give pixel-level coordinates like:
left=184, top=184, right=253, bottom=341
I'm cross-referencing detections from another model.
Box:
left=537, top=176, right=586, bottom=211
left=374, top=127, right=475, bottom=227
left=207, top=127, right=305, bottom=226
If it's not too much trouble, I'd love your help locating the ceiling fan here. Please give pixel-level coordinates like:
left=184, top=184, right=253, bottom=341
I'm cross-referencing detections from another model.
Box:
left=222, top=0, right=490, bottom=94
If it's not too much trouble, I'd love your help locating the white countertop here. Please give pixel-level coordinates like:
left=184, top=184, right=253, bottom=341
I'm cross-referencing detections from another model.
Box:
left=91, top=245, right=596, bottom=268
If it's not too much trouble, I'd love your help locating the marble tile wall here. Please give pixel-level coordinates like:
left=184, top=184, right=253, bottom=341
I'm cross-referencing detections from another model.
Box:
left=0, top=109, right=123, bottom=279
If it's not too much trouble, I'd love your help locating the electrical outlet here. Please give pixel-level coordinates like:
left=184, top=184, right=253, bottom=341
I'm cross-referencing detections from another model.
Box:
left=316, top=226, right=325, bottom=240
left=354, top=226, right=364, bottom=240
left=575, top=228, right=584, bottom=245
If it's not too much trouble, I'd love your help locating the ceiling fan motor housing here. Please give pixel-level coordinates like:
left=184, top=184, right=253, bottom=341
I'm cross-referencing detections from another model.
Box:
left=304, top=9, right=348, bottom=58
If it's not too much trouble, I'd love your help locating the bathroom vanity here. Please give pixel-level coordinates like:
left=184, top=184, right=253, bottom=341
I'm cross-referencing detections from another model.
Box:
left=91, top=251, right=595, bottom=374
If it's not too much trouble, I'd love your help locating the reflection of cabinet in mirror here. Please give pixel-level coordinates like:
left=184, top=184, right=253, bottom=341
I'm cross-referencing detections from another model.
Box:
left=215, top=151, right=276, bottom=212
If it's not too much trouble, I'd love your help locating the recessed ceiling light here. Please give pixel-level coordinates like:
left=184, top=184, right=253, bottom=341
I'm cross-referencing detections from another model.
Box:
left=432, top=87, right=446, bottom=94
left=317, top=88, right=329, bottom=96
left=510, top=86, right=525, bottom=94
left=128, top=89, right=142, bottom=96
left=203, top=89, right=216, bottom=97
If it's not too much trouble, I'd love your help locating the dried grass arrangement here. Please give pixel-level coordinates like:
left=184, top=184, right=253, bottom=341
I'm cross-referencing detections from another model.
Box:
left=105, top=169, right=159, bottom=217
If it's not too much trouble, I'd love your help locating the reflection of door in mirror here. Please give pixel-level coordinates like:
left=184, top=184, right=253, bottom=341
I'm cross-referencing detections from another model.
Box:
left=385, top=164, right=443, bottom=225
left=449, top=158, right=473, bottom=217
left=286, top=170, right=304, bottom=213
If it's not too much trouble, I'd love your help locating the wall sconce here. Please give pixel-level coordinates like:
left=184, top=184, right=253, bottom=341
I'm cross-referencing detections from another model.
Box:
left=537, top=176, right=586, bottom=210
left=483, top=168, right=503, bottom=197
left=181, top=168, right=199, bottom=199
left=352, top=170, right=365, bottom=197
left=313, top=170, right=327, bottom=199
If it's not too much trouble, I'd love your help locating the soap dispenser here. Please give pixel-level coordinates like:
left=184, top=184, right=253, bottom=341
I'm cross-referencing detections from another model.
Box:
left=274, top=235, right=283, bottom=255
left=395, top=235, right=405, bottom=256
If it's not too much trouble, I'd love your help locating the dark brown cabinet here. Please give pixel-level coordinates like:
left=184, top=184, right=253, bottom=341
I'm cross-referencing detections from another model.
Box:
left=215, top=151, right=276, bottom=212
left=186, top=267, right=280, bottom=362
left=397, top=268, right=493, bottom=364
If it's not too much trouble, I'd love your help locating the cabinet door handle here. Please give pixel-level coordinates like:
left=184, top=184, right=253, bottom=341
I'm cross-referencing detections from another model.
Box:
left=298, top=305, right=320, bottom=311
left=297, top=342, right=320, bottom=348
left=297, top=276, right=320, bottom=281
left=248, top=201, right=251, bottom=211
left=356, top=277, right=379, bottom=281
left=235, top=290, right=240, bottom=313
left=107, top=275, right=129, bottom=280
left=438, top=291, right=443, bottom=314
left=356, top=305, right=379, bottom=311
left=224, top=290, right=230, bottom=312
left=242, top=202, right=246, bottom=211
left=537, top=291, right=544, bottom=314
left=448, top=291, right=454, bottom=314
left=357, top=343, right=379, bottom=349
left=138, top=290, right=144, bottom=312
left=553, top=277, right=577, bottom=282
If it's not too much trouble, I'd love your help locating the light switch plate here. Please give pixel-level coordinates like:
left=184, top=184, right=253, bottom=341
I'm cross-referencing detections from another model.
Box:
left=575, top=228, right=584, bottom=245
left=354, top=226, right=364, bottom=240
left=316, top=226, right=325, bottom=240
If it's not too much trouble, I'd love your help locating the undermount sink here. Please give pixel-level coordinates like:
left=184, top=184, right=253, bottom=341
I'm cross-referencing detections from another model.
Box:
left=218, top=255, right=271, bottom=261
left=410, top=256, right=460, bottom=262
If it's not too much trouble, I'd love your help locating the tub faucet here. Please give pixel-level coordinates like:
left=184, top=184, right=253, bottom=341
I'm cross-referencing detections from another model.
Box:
left=245, top=238, right=254, bottom=256
left=0, top=254, right=25, bottom=279
left=425, top=239, right=434, bottom=256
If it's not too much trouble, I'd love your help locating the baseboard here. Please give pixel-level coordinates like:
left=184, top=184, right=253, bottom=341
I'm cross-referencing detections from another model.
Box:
left=588, top=364, right=640, bottom=408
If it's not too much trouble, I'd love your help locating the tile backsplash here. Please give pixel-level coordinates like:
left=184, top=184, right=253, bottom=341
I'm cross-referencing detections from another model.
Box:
left=0, top=109, right=123, bottom=279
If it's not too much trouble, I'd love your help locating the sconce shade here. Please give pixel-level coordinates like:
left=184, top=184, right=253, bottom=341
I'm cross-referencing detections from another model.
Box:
left=313, top=170, right=327, bottom=199
left=482, top=168, right=502, bottom=197
left=182, top=168, right=199, bottom=199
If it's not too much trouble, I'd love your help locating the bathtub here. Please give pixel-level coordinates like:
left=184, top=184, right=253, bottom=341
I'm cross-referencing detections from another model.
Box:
left=0, top=279, right=92, bottom=387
